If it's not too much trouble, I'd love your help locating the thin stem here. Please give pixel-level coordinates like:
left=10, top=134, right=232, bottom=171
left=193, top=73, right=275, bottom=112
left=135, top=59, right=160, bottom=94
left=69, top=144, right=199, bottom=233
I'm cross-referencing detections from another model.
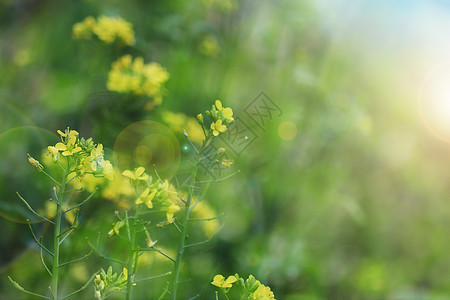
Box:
left=170, top=136, right=209, bottom=299
left=17, top=193, right=55, bottom=224
left=134, top=271, right=172, bottom=283
left=63, top=189, right=96, bottom=214
left=8, top=277, right=52, bottom=299
left=126, top=205, right=140, bottom=300
left=58, top=247, right=94, bottom=267
left=61, top=271, right=99, bottom=300
left=51, top=170, right=67, bottom=300
left=41, top=170, right=61, bottom=187
left=40, top=237, right=53, bottom=277
left=87, top=240, right=126, bottom=265
left=26, top=219, right=53, bottom=257
left=188, top=213, right=224, bottom=221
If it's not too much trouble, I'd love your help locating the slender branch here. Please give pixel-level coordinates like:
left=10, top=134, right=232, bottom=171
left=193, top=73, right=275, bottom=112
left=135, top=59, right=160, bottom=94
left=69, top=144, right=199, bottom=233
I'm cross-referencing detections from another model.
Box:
left=184, top=223, right=224, bottom=248
left=177, top=195, right=187, bottom=205
left=40, top=237, right=53, bottom=277
left=172, top=221, right=181, bottom=233
left=61, top=271, right=99, bottom=300
left=87, top=240, right=126, bottom=265
left=188, top=213, right=224, bottom=221
left=134, top=272, right=172, bottom=283
left=59, top=247, right=94, bottom=267
left=195, top=170, right=240, bottom=184
left=63, top=189, right=96, bottom=214
left=139, top=247, right=175, bottom=262
left=8, top=277, right=51, bottom=299
left=156, top=282, right=170, bottom=300
left=17, top=193, right=54, bottom=224
left=26, top=219, right=54, bottom=257
left=184, top=130, right=199, bottom=154
left=41, top=170, right=61, bottom=187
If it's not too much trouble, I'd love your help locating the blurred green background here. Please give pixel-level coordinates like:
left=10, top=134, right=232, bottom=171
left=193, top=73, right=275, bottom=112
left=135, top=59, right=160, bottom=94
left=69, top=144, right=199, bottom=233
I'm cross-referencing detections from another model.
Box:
left=3, top=0, right=450, bottom=299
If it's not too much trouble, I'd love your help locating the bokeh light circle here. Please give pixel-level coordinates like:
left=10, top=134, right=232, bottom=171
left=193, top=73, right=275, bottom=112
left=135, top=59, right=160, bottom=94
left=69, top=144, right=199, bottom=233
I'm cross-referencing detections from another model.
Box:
left=113, top=121, right=181, bottom=179
left=278, top=121, right=298, bottom=141
left=418, top=62, right=450, bottom=143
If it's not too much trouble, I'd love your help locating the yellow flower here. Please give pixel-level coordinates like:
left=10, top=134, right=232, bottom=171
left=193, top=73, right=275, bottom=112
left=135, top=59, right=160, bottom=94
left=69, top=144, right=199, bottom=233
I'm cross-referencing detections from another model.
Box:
left=197, top=113, right=204, bottom=124
left=107, top=55, right=169, bottom=103
left=73, top=15, right=135, bottom=45
left=166, top=204, right=180, bottom=223
left=55, top=140, right=81, bottom=156
left=221, top=160, right=233, bottom=167
left=211, top=274, right=237, bottom=288
left=108, top=221, right=124, bottom=236
left=215, top=100, right=234, bottom=122
left=211, top=119, right=227, bottom=136
left=122, top=167, right=149, bottom=181
left=253, top=283, right=276, bottom=300
left=199, top=35, right=220, bottom=57
left=47, top=146, right=59, bottom=161
left=136, top=188, right=157, bottom=208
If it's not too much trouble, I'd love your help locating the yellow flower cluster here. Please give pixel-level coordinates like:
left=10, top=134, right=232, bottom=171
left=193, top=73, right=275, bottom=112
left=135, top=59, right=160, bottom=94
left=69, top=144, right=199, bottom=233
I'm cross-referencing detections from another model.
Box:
left=204, top=100, right=234, bottom=136
left=107, top=55, right=169, bottom=104
left=94, top=267, right=128, bottom=300
left=121, top=167, right=181, bottom=225
left=47, top=128, right=114, bottom=181
left=252, top=278, right=276, bottom=300
left=211, top=274, right=276, bottom=300
left=73, top=15, right=135, bottom=46
left=162, top=111, right=204, bottom=144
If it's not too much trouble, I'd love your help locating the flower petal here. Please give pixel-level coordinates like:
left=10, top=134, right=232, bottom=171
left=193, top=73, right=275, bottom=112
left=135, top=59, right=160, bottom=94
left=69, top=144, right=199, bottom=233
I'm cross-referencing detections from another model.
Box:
left=55, top=142, right=66, bottom=151
left=215, top=100, right=223, bottom=111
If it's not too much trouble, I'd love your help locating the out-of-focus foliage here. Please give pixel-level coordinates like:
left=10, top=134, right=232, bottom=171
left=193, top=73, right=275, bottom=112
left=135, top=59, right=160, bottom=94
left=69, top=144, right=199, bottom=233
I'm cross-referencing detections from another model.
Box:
left=2, top=0, right=450, bottom=299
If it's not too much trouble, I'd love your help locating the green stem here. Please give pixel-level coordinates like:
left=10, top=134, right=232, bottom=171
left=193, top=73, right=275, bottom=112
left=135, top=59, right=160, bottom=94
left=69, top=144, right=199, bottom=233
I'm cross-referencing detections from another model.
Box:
left=51, top=171, right=67, bottom=300
left=126, top=206, right=140, bottom=300
left=170, top=137, right=209, bottom=299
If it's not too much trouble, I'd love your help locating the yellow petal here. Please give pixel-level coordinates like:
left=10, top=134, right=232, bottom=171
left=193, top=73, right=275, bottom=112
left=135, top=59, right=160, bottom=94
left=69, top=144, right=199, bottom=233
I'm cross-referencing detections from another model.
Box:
left=215, top=100, right=223, bottom=111
left=62, top=150, right=72, bottom=156
left=57, top=130, right=66, bottom=137
left=55, top=142, right=66, bottom=151
left=72, top=147, right=82, bottom=153
left=211, top=275, right=225, bottom=287
left=122, top=170, right=135, bottom=179
left=136, top=167, right=145, bottom=177
left=223, top=107, right=233, bottom=119
left=213, top=130, right=219, bottom=136
left=218, top=125, right=227, bottom=132
left=225, top=275, right=237, bottom=284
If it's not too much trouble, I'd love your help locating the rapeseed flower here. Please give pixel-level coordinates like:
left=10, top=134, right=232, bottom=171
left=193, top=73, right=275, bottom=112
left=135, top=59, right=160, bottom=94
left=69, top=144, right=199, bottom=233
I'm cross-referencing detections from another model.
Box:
left=107, top=55, right=169, bottom=104
left=73, top=16, right=134, bottom=46
left=211, top=274, right=237, bottom=288
left=136, top=188, right=156, bottom=208
left=122, top=167, right=149, bottom=181
left=211, top=119, right=227, bottom=136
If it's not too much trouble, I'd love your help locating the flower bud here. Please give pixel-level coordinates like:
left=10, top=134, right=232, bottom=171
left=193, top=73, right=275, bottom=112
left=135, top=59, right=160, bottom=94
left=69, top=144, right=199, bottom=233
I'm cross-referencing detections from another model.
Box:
left=197, top=113, right=204, bottom=124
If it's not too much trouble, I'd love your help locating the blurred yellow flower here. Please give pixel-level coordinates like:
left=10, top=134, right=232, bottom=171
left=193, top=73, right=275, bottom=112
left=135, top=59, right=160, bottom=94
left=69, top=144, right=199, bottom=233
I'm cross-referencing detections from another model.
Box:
left=136, top=188, right=156, bottom=208
left=122, top=167, right=149, bottom=181
left=107, top=55, right=169, bottom=104
left=166, top=204, right=180, bottom=224
left=73, top=15, right=134, bottom=46
left=199, top=35, right=220, bottom=57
